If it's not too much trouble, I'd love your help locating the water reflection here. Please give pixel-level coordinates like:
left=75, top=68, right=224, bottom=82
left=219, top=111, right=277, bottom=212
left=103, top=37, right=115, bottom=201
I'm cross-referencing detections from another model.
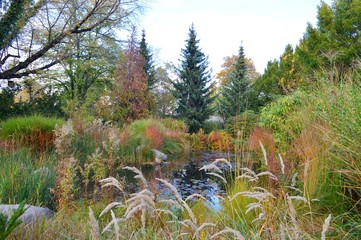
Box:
left=122, top=151, right=233, bottom=210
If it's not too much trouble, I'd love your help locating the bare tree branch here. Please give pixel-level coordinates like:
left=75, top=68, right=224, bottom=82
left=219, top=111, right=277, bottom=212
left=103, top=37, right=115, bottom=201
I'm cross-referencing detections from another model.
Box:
left=0, top=0, right=143, bottom=80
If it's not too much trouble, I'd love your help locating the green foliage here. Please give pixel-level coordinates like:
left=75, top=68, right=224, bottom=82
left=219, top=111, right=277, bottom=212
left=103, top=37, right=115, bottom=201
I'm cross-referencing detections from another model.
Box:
left=0, top=0, right=31, bottom=50
left=0, top=84, right=64, bottom=120
left=0, top=202, right=27, bottom=240
left=219, top=44, right=250, bottom=119
left=139, top=29, right=156, bottom=90
left=0, top=149, right=57, bottom=209
left=0, top=86, right=21, bottom=120
left=259, top=90, right=309, bottom=144
left=172, top=24, right=215, bottom=133
left=225, top=110, right=258, bottom=138
left=249, top=60, right=283, bottom=111
left=203, top=120, right=222, bottom=134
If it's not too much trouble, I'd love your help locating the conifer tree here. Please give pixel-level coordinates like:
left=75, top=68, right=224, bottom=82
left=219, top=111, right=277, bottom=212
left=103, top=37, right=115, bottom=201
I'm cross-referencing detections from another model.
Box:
left=139, top=29, right=156, bottom=90
left=172, top=24, right=214, bottom=133
left=219, top=44, right=250, bottom=120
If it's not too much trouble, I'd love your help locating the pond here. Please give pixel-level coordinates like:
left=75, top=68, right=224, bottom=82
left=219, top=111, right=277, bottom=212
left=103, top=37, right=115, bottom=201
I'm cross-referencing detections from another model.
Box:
left=122, top=151, right=234, bottom=211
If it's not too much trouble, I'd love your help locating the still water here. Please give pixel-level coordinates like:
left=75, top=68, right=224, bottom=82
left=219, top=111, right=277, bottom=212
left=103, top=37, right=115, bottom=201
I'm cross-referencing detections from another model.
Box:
left=122, top=151, right=234, bottom=210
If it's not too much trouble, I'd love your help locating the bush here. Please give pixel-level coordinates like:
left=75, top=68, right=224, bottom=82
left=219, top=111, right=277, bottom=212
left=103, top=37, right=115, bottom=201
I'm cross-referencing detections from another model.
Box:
left=259, top=90, right=312, bottom=145
left=206, top=130, right=233, bottom=151
left=0, top=115, right=65, bottom=151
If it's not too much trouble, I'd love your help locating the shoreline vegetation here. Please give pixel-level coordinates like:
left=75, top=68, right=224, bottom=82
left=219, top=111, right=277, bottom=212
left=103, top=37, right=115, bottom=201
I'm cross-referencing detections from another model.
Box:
left=0, top=0, right=360, bottom=238
left=1, top=81, right=361, bottom=239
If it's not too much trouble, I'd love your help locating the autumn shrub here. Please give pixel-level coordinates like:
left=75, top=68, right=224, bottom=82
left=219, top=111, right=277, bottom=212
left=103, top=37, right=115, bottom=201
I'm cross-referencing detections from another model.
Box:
left=188, top=129, right=207, bottom=150
left=0, top=115, right=64, bottom=151
left=206, top=130, right=233, bottom=151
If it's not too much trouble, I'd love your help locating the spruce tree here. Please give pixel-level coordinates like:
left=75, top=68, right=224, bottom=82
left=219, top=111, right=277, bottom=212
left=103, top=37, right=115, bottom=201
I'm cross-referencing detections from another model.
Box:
left=139, top=29, right=156, bottom=90
left=172, top=24, right=214, bottom=133
left=219, top=44, right=250, bottom=119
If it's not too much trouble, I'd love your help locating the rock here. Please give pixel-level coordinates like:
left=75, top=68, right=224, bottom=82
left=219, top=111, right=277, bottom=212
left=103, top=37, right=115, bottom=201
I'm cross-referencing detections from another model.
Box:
left=150, top=149, right=167, bottom=165
left=0, top=204, right=54, bottom=224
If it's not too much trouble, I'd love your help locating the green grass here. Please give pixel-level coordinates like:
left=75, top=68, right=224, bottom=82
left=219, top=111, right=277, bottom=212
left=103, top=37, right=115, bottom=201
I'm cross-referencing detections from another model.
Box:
left=0, top=115, right=65, bottom=151
left=0, top=149, right=57, bottom=210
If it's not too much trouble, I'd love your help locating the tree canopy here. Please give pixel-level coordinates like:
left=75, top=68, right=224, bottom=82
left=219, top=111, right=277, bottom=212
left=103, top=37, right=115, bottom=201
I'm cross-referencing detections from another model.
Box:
left=0, top=0, right=144, bottom=80
left=172, top=24, right=215, bottom=133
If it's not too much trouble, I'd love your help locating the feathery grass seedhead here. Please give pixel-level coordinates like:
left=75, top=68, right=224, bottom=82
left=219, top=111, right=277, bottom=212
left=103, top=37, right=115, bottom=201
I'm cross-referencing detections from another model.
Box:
left=206, top=172, right=228, bottom=184
left=123, top=166, right=148, bottom=188
left=256, top=171, right=278, bottom=181
left=212, top=158, right=233, bottom=169
left=102, top=210, right=124, bottom=236
left=89, top=207, right=100, bottom=240
left=210, top=227, right=246, bottom=240
left=156, top=178, right=197, bottom=224
left=245, top=202, right=264, bottom=215
left=199, top=164, right=222, bottom=174
left=99, top=202, right=123, bottom=217
left=259, top=140, right=268, bottom=166
left=291, top=173, right=298, bottom=187
left=100, top=176, right=124, bottom=192
left=185, top=193, right=206, bottom=202
left=321, top=214, right=332, bottom=240
left=278, top=153, right=285, bottom=174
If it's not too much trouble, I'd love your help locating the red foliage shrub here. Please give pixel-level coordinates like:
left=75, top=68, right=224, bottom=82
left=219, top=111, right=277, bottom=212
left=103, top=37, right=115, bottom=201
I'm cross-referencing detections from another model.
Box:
left=206, top=131, right=233, bottom=151
left=145, top=125, right=163, bottom=149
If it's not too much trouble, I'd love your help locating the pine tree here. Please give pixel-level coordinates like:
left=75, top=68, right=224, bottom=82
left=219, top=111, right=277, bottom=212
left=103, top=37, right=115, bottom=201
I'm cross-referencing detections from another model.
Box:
left=219, top=44, right=250, bottom=120
left=172, top=24, right=214, bottom=133
left=139, top=29, right=156, bottom=90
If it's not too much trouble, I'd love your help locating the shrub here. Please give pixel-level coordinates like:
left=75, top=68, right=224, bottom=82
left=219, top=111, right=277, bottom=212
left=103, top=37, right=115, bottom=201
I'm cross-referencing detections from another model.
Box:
left=206, top=130, right=233, bottom=151
left=0, top=115, right=64, bottom=151
left=259, top=90, right=315, bottom=146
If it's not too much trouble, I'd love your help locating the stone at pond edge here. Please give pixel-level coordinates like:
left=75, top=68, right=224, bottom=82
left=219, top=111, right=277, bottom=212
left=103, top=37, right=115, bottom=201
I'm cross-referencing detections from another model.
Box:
left=0, top=204, right=54, bottom=224
left=150, top=149, right=168, bottom=165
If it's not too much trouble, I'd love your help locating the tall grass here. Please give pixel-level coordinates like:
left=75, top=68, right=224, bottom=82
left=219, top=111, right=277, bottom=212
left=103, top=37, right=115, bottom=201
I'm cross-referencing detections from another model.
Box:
left=0, top=149, right=57, bottom=210
left=0, top=115, right=64, bottom=151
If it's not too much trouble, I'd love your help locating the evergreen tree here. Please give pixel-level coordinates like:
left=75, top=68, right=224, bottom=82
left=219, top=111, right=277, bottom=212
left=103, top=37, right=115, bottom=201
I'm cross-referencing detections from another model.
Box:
left=139, top=29, right=156, bottom=90
left=219, top=44, right=250, bottom=120
left=172, top=24, right=214, bottom=133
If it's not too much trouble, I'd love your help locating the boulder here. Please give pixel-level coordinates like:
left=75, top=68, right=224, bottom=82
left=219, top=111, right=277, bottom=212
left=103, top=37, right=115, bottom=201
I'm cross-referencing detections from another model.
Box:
left=0, top=204, right=54, bottom=224
left=150, top=149, right=167, bottom=165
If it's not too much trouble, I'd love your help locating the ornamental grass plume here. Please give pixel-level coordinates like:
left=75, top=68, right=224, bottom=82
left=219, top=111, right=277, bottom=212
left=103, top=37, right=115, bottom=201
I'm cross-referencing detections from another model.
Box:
left=89, top=207, right=100, bottom=240
left=321, top=214, right=332, bottom=240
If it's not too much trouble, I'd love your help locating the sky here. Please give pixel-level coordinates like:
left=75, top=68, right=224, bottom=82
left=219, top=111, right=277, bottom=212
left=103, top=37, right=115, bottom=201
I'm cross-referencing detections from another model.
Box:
left=138, top=0, right=332, bottom=75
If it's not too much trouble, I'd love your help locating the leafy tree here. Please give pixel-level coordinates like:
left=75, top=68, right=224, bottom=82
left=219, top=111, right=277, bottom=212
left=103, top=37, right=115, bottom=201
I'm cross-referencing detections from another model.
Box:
left=216, top=55, right=259, bottom=86
left=0, top=0, right=144, bottom=80
left=172, top=24, right=214, bottom=133
left=295, top=0, right=361, bottom=80
left=279, top=44, right=298, bottom=93
left=218, top=44, right=250, bottom=120
left=153, top=65, right=176, bottom=118
left=97, top=30, right=150, bottom=124
left=249, top=59, right=283, bottom=111
left=139, top=29, right=156, bottom=90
